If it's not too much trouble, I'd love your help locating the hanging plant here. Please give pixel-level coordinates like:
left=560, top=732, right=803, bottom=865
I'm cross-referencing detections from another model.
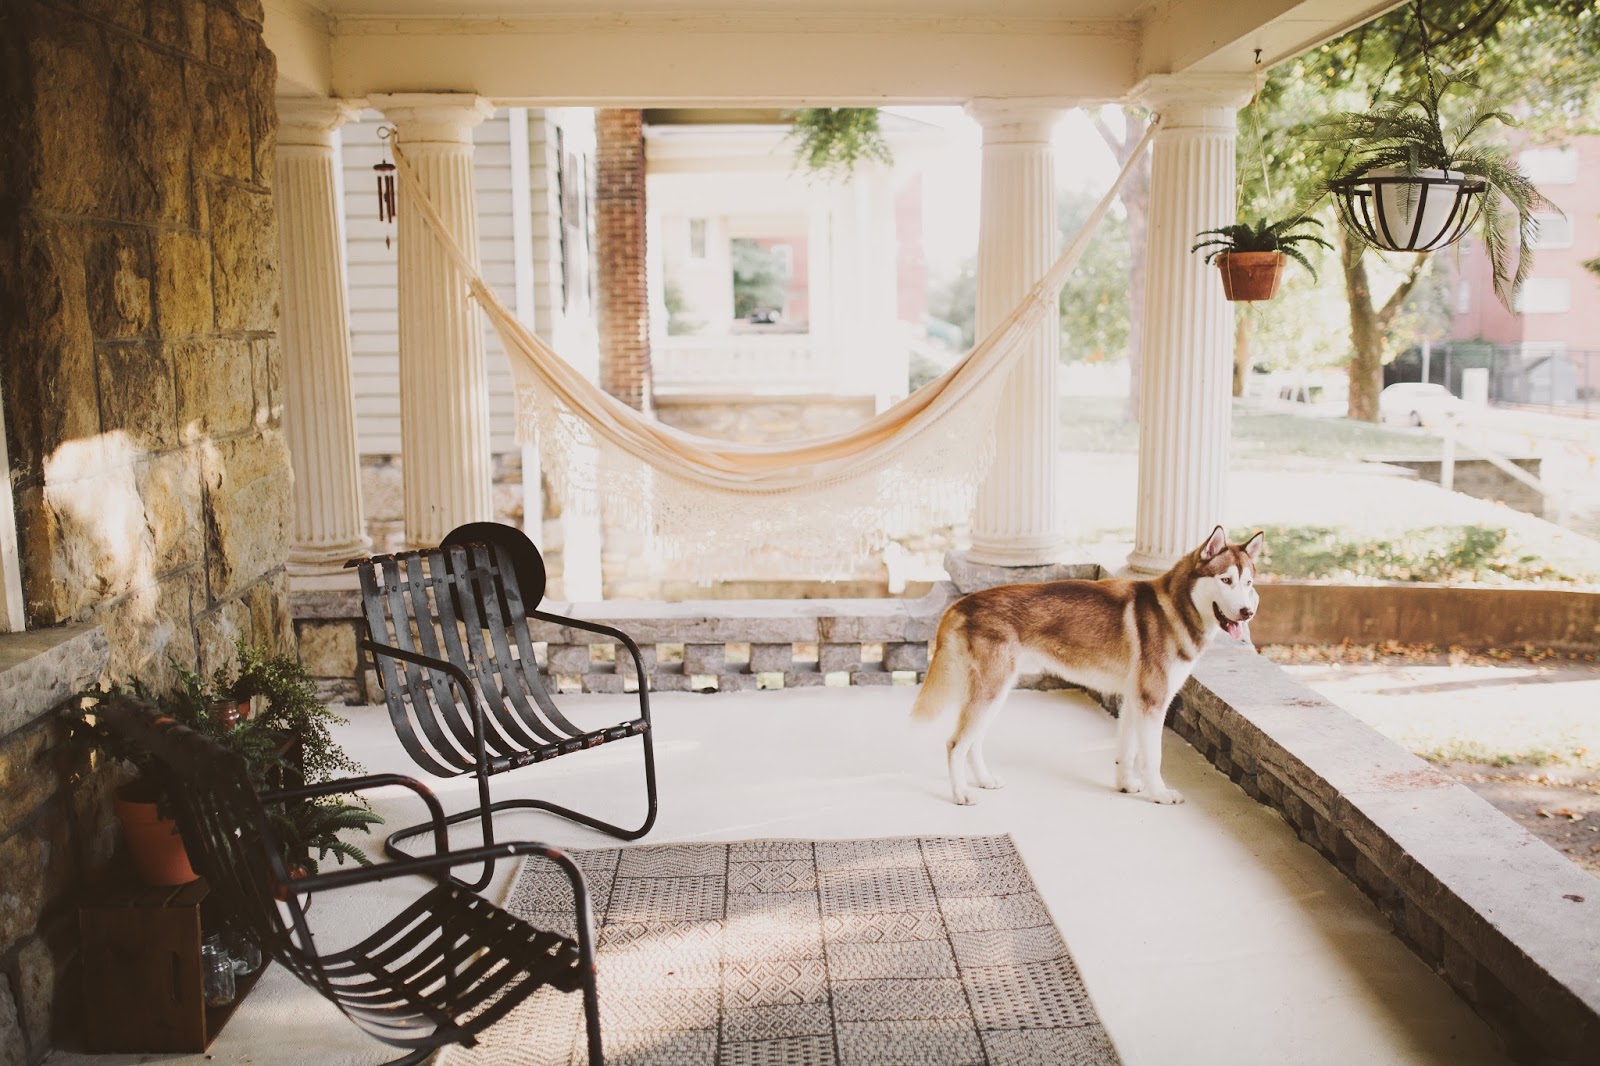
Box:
left=786, top=108, right=893, bottom=179
left=1307, top=1, right=1556, bottom=307
left=1191, top=217, right=1333, bottom=302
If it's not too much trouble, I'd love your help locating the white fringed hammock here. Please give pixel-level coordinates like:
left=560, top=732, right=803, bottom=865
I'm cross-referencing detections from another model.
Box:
left=392, top=123, right=1156, bottom=581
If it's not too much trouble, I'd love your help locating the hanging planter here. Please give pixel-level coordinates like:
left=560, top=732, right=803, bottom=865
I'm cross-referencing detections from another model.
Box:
left=1192, top=217, right=1331, bottom=302
left=1328, top=167, right=1486, bottom=252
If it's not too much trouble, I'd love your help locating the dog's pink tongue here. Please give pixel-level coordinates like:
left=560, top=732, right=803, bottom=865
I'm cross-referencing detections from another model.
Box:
left=1224, top=620, right=1242, bottom=640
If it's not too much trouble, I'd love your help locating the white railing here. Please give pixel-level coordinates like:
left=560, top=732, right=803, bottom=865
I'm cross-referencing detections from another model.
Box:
left=653, top=333, right=834, bottom=394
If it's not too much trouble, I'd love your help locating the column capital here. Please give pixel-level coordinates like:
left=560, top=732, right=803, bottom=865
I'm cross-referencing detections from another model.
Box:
left=277, top=96, right=363, bottom=147
left=964, top=99, right=1066, bottom=145
left=1132, top=73, right=1253, bottom=131
left=370, top=93, right=494, bottom=144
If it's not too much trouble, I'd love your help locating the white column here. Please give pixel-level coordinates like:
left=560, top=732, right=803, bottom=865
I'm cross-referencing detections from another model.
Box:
left=372, top=93, right=496, bottom=549
left=965, top=101, right=1063, bottom=566
left=276, top=97, right=372, bottom=573
left=1127, top=76, right=1250, bottom=573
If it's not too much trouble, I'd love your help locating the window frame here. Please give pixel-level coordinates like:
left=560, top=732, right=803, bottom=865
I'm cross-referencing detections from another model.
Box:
left=0, top=375, right=26, bottom=632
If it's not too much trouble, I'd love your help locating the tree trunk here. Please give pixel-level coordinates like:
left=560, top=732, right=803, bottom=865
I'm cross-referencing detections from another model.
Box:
left=1232, top=310, right=1250, bottom=398
left=1339, top=228, right=1431, bottom=423
left=1092, top=109, right=1151, bottom=423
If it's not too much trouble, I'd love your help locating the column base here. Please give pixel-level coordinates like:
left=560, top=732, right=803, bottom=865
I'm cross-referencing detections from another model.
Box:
left=1124, top=546, right=1178, bottom=576
left=288, top=536, right=373, bottom=575
left=943, top=550, right=1103, bottom=595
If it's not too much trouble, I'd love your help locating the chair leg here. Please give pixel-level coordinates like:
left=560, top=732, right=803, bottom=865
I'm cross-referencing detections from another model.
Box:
left=379, top=1046, right=439, bottom=1066
left=385, top=732, right=660, bottom=890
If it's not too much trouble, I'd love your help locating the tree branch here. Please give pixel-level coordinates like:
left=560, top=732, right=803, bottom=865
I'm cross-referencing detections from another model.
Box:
left=1090, top=112, right=1127, bottom=159
left=1375, top=253, right=1431, bottom=330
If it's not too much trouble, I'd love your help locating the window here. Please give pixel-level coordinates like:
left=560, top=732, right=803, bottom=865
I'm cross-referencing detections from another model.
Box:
left=1456, top=278, right=1472, bottom=314
left=1512, top=278, right=1572, bottom=315
left=1528, top=212, right=1573, bottom=250
left=1517, top=147, right=1578, bottom=185
left=0, top=377, right=25, bottom=632
left=688, top=218, right=708, bottom=259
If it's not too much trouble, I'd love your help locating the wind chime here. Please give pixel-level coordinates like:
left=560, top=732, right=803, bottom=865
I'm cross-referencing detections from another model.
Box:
left=374, top=126, right=398, bottom=249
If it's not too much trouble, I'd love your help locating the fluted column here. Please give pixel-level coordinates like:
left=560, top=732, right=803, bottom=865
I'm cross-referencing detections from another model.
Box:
left=276, top=97, right=372, bottom=573
left=1127, top=77, right=1250, bottom=573
left=372, top=93, right=496, bottom=549
left=965, top=102, right=1063, bottom=565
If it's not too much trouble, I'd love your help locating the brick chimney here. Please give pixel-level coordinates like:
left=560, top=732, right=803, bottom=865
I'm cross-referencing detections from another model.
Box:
left=595, top=109, right=652, bottom=411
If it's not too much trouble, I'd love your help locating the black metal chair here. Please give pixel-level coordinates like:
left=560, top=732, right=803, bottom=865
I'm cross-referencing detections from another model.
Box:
left=351, top=522, right=657, bottom=891
left=96, top=699, right=603, bottom=1066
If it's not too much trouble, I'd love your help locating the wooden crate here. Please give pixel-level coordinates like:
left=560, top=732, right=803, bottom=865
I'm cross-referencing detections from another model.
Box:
left=78, top=877, right=262, bottom=1052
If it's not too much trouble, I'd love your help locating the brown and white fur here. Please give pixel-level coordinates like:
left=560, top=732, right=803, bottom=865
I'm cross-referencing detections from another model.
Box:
left=911, top=526, right=1263, bottom=806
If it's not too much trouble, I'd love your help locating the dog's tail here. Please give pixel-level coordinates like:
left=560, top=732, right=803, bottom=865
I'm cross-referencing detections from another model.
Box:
left=911, top=618, right=965, bottom=723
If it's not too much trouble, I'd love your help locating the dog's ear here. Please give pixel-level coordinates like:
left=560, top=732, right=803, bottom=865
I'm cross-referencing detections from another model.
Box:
left=1243, top=531, right=1264, bottom=561
left=1199, top=525, right=1227, bottom=561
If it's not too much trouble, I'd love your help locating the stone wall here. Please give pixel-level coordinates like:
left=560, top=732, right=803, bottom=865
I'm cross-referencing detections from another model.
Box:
left=0, top=2, right=288, bottom=1060
left=0, top=0, right=291, bottom=687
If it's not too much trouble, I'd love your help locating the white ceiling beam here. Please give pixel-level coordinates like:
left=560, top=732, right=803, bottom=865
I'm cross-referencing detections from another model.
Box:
left=325, top=15, right=1141, bottom=105
left=265, top=0, right=336, bottom=97
left=1140, top=0, right=1407, bottom=77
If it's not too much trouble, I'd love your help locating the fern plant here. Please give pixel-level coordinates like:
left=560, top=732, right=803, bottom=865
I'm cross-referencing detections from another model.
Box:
left=1190, top=217, right=1333, bottom=280
left=1307, top=71, right=1554, bottom=307
left=786, top=108, right=893, bottom=179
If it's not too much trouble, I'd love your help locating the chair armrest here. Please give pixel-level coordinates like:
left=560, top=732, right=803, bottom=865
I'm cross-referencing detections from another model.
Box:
left=260, top=773, right=449, bottom=858
left=530, top=609, right=652, bottom=722
left=360, top=638, right=494, bottom=766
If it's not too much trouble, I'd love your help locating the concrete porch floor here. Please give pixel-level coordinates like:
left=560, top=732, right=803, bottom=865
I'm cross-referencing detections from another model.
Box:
left=51, top=687, right=1511, bottom=1066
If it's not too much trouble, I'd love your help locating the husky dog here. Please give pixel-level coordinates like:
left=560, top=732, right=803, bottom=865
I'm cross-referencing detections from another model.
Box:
left=912, top=526, right=1263, bottom=806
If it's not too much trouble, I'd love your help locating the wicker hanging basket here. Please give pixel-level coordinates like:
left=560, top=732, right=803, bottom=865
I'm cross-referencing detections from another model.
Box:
left=1214, top=251, right=1286, bottom=302
left=1329, top=168, right=1487, bottom=252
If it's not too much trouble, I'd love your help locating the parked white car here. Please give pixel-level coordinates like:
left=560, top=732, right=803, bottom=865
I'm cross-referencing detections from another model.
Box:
left=1378, top=382, right=1463, bottom=427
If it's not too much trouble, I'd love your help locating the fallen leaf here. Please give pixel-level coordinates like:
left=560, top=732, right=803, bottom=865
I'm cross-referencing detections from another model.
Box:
left=1536, top=808, right=1552, bottom=818
left=1563, top=894, right=1585, bottom=903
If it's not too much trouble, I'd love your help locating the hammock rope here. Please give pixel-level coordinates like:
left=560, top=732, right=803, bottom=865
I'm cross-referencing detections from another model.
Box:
left=390, top=120, right=1156, bottom=578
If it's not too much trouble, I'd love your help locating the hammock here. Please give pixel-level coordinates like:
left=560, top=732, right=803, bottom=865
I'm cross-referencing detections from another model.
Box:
left=391, top=123, right=1156, bottom=581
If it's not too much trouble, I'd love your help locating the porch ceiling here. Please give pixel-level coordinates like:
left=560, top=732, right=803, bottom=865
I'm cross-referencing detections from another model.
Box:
left=266, top=0, right=1404, bottom=105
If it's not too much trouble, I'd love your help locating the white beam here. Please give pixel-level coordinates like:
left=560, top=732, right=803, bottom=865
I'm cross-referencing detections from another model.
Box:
left=328, top=15, right=1139, bottom=105
left=1141, top=0, right=1407, bottom=78
left=264, top=0, right=335, bottom=97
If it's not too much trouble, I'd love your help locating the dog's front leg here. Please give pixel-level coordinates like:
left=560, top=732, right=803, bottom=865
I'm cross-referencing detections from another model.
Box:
left=1131, top=682, right=1184, bottom=804
left=1114, top=701, right=1141, bottom=794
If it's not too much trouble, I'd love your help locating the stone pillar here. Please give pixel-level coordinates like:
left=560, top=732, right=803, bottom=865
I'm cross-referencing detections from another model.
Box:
left=371, top=93, right=496, bottom=549
left=1127, top=77, right=1250, bottom=573
left=276, top=98, right=372, bottom=573
left=596, top=109, right=652, bottom=411
left=964, top=102, right=1063, bottom=566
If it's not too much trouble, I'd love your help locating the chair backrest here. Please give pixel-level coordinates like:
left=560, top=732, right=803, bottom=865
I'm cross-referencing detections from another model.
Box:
left=96, top=701, right=327, bottom=994
left=355, top=543, right=588, bottom=779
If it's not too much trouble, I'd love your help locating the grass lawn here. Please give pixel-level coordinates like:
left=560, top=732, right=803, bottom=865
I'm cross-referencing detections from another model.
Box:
left=1059, top=395, right=1445, bottom=461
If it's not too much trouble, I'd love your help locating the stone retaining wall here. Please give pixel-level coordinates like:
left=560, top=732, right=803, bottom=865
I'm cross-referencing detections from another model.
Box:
left=1179, top=644, right=1600, bottom=1065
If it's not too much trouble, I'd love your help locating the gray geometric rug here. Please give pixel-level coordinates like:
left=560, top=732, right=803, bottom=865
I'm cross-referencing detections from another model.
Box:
left=438, top=835, right=1120, bottom=1066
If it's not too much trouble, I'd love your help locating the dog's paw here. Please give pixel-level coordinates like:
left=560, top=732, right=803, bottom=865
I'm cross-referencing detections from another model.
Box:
left=1115, top=775, right=1142, bottom=794
left=974, top=774, right=1006, bottom=790
left=952, top=790, right=977, bottom=806
left=1150, top=788, right=1185, bottom=805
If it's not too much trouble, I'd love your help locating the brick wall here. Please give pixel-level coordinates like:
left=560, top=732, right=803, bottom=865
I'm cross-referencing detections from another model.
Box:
left=0, top=1, right=289, bottom=1059
left=595, top=109, right=651, bottom=411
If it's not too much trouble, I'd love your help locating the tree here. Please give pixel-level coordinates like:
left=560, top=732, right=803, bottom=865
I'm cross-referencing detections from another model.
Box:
left=1057, top=186, right=1132, bottom=363
left=1248, top=0, right=1600, bottom=420
left=731, top=239, right=789, bottom=320
left=1090, top=109, right=1152, bottom=419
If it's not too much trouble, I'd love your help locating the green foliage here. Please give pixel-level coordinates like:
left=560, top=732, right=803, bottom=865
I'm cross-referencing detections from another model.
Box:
left=1249, top=524, right=1572, bottom=583
left=72, top=641, right=379, bottom=873
left=1057, top=188, right=1131, bottom=362
left=731, top=239, right=790, bottom=320
left=785, top=108, right=893, bottom=180
left=1585, top=256, right=1600, bottom=279
left=927, top=261, right=977, bottom=351
left=1191, top=217, right=1334, bottom=281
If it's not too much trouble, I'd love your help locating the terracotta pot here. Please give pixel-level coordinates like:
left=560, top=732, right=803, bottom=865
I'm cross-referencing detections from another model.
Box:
left=207, top=697, right=252, bottom=729
left=1215, top=251, right=1285, bottom=301
left=113, top=788, right=198, bottom=887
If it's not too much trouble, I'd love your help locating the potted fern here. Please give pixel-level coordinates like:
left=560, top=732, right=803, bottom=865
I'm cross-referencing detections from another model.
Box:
left=1191, top=217, right=1332, bottom=301
left=1311, top=69, right=1554, bottom=307
left=786, top=108, right=893, bottom=179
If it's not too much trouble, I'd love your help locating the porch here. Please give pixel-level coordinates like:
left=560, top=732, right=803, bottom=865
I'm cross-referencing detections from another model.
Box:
left=46, top=679, right=1513, bottom=1066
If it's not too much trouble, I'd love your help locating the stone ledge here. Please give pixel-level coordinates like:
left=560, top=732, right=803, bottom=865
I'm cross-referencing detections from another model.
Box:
left=1184, top=643, right=1600, bottom=1064
left=0, top=627, right=109, bottom=739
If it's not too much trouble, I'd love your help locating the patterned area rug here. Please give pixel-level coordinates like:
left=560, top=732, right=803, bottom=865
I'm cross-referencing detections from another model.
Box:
left=437, top=835, right=1120, bottom=1066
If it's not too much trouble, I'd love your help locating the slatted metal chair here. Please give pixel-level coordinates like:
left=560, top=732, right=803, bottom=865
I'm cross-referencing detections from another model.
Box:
left=95, top=698, right=603, bottom=1066
left=352, top=523, right=657, bottom=891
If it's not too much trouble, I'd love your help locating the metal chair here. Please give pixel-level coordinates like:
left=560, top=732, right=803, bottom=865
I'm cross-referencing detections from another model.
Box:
left=352, top=523, right=657, bottom=891
left=95, top=698, right=603, bottom=1066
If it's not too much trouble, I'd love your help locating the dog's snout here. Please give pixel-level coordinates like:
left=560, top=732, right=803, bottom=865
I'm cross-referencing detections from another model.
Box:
left=1239, top=605, right=1255, bottom=620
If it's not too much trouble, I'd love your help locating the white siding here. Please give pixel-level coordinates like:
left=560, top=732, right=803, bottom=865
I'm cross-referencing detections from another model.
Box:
left=340, top=111, right=522, bottom=455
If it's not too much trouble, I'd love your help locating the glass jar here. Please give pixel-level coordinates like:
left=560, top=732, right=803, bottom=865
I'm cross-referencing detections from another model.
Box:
left=229, top=930, right=263, bottom=977
left=200, top=933, right=236, bottom=1006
